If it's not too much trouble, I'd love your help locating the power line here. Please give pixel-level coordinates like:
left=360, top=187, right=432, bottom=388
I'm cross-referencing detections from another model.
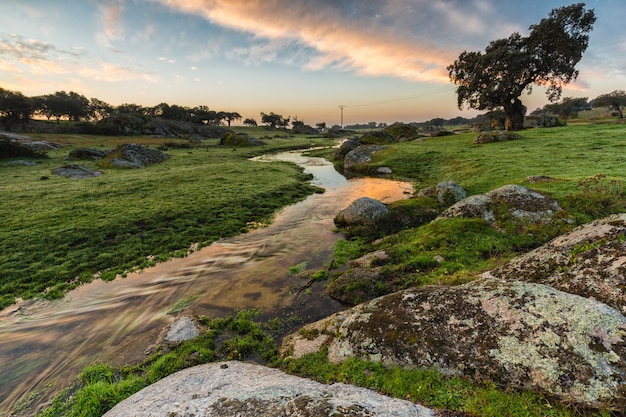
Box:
left=345, top=86, right=455, bottom=109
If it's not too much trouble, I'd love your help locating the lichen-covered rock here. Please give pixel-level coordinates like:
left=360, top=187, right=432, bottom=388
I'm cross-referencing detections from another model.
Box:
left=165, top=316, right=201, bottom=342
left=473, top=132, right=521, bottom=144
left=486, top=184, right=562, bottom=223
left=97, top=144, right=169, bottom=168
left=343, top=145, right=384, bottom=170
left=486, top=213, right=626, bottom=313
left=438, top=184, right=569, bottom=226
left=103, top=361, right=435, bottom=417
left=52, top=164, right=102, bottom=178
left=327, top=266, right=386, bottom=306
left=437, top=194, right=495, bottom=222
left=417, top=181, right=467, bottom=206
left=282, top=277, right=626, bottom=409
left=334, top=197, right=389, bottom=227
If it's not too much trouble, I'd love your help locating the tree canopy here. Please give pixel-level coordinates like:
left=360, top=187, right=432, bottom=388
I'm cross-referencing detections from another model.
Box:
left=447, top=3, right=596, bottom=131
left=590, top=90, right=626, bottom=118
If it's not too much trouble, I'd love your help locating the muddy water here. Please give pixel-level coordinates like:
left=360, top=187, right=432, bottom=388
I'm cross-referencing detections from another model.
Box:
left=0, top=150, right=413, bottom=416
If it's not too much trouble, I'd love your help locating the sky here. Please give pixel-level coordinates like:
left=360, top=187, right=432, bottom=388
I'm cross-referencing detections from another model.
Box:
left=0, top=0, right=624, bottom=126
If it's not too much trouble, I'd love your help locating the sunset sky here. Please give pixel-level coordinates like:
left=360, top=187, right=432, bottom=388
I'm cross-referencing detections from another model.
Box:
left=1, top=0, right=624, bottom=126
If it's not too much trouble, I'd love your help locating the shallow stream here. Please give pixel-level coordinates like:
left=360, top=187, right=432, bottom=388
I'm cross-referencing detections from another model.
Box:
left=0, top=149, right=413, bottom=415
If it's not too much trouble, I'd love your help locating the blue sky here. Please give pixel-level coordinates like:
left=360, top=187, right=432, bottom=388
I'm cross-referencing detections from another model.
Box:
left=0, top=0, right=624, bottom=125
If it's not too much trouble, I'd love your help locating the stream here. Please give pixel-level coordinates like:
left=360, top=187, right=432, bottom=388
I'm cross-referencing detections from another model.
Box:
left=0, top=149, right=413, bottom=416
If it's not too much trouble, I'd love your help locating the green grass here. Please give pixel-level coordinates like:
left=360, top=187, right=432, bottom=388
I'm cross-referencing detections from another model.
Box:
left=282, top=350, right=606, bottom=417
left=373, top=123, right=626, bottom=198
left=0, top=133, right=335, bottom=308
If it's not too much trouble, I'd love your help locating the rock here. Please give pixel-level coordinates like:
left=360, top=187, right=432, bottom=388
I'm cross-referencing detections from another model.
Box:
left=333, top=138, right=361, bottom=161
left=473, top=132, right=521, bottom=144
left=327, top=267, right=387, bottom=306
left=524, top=114, right=566, bottom=128
left=524, top=175, right=556, bottom=183
left=437, top=194, right=495, bottom=222
left=282, top=277, right=626, bottom=409
left=343, top=145, right=384, bottom=170
left=486, top=184, right=563, bottom=224
left=334, top=197, right=389, bottom=227
left=97, top=144, right=169, bottom=169
left=103, top=361, right=435, bottom=417
left=418, top=181, right=467, bottom=206
left=350, top=250, right=389, bottom=268
left=165, top=316, right=201, bottom=343
left=4, top=160, right=37, bottom=166
left=377, top=166, right=392, bottom=174
left=486, top=213, right=626, bottom=314
left=438, top=184, right=568, bottom=226
left=52, top=164, right=102, bottom=178
left=67, top=148, right=108, bottom=161
left=219, top=132, right=265, bottom=147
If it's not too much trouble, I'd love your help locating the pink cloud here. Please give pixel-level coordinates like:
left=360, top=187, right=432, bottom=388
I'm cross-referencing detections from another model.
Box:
left=157, top=0, right=453, bottom=83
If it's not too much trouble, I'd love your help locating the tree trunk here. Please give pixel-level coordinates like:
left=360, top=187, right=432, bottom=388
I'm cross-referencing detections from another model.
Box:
left=503, top=98, right=525, bottom=131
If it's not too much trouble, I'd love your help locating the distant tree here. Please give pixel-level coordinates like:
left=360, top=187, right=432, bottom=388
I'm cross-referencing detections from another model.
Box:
left=590, top=90, right=626, bottom=118
left=0, top=88, right=33, bottom=130
left=543, top=96, right=589, bottom=118
left=260, top=112, right=289, bottom=129
left=222, top=112, right=242, bottom=127
left=115, top=103, right=146, bottom=115
left=292, top=119, right=305, bottom=129
left=88, top=98, right=113, bottom=121
left=316, top=122, right=326, bottom=131
left=427, top=118, right=445, bottom=128
left=448, top=3, right=596, bottom=131
left=243, top=117, right=257, bottom=127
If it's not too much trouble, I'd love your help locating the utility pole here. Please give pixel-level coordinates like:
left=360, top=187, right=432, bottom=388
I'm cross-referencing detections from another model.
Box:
left=338, top=105, right=345, bottom=128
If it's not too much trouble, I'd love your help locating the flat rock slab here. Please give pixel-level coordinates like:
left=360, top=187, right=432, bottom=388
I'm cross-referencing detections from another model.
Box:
left=104, top=361, right=434, bottom=417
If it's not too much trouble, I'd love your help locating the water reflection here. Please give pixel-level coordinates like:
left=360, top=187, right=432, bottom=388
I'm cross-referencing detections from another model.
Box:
left=0, top=150, right=413, bottom=416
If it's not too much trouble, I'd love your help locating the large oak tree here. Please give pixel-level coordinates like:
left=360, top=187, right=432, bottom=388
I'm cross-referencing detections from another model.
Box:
left=447, top=3, right=596, bottom=131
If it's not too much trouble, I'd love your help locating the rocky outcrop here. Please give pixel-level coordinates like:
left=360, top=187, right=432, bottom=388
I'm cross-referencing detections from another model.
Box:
left=282, top=277, right=626, bottom=409
left=334, top=197, right=389, bottom=227
left=438, top=184, right=568, bottom=226
left=486, top=213, right=626, bottom=313
left=343, top=145, right=384, bottom=170
left=103, top=361, right=435, bottom=417
left=66, top=148, right=108, bottom=161
left=219, top=132, right=265, bottom=147
left=52, top=164, right=102, bottom=178
left=97, top=144, right=169, bottom=169
left=333, top=138, right=361, bottom=161
left=473, top=132, right=522, bottom=144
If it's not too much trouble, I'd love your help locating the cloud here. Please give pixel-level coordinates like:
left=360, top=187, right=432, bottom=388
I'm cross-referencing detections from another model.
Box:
left=156, top=0, right=463, bottom=83
left=96, top=0, right=126, bottom=46
left=0, top=32, right=155, bottom=87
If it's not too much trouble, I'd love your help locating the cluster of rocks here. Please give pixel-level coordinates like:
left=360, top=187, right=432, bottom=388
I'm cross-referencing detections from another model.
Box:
left=290, top=185, right=625, bottom=410
left=333, top=123, right=450, bottom=175
left=53, top=144, right=169, bottom=178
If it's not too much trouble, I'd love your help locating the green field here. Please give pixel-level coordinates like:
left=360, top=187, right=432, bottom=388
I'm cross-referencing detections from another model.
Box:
left=0, top=133, right=335, bottom=309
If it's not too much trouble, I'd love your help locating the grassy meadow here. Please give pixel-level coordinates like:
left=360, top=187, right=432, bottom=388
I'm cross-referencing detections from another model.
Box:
left=0, top=132, right=335, bottom=309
